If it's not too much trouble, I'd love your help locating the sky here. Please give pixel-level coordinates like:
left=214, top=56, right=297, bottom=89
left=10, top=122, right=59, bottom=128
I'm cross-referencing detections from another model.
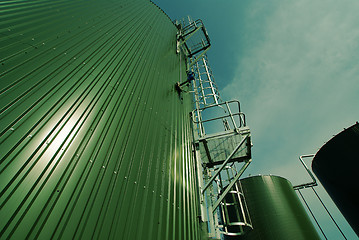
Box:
left=152, top=0, right=359, bottom=239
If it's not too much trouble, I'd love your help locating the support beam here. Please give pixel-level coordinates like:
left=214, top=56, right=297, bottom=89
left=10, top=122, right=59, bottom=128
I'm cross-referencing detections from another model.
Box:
left=202, top=134, right=249, bottom=194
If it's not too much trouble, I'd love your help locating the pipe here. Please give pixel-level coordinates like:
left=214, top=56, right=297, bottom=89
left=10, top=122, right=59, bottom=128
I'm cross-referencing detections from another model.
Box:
left=297, top=189, right=328, bottom=240
left=293, top=154, right=317, bottom=190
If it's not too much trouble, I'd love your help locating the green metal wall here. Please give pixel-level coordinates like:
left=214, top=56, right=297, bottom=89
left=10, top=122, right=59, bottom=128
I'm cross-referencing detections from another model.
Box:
left=238, top=175, right=320, bottom=240
left=0, top=1, right=200, bottom=239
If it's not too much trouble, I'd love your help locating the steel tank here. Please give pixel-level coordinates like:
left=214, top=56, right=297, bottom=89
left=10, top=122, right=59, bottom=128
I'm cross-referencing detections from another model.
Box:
left=312, top=123, right=359, bottom=237
left=233, top=175, right=320, bottom=240
left=0, top=1, right=199, bottom=239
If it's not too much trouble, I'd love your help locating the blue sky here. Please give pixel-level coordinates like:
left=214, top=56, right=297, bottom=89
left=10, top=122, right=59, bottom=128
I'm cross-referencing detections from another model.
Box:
left=153, top=0, right=359, bottom=239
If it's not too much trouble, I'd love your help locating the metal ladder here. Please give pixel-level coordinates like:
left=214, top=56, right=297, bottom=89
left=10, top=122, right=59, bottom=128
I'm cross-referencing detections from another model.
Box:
left=216, top=172, right=252, bottom=237
left=176, top=17, right=253, bottom=238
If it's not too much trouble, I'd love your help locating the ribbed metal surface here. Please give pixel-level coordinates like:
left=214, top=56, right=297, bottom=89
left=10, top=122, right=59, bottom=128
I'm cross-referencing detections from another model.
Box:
left=0, top=1, right=200, bottom=239
left=237, top=175, right=320, bottom=240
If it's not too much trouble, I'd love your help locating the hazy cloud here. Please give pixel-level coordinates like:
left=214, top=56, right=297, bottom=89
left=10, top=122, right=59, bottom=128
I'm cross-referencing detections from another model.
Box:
left=223, top=0, right=359, bottom=177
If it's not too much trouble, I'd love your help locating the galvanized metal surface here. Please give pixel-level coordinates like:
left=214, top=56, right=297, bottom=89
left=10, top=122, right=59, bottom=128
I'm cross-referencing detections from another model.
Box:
left=0, top=1, right=200, bottom=239
left=237, top=175, right=320, bottom=240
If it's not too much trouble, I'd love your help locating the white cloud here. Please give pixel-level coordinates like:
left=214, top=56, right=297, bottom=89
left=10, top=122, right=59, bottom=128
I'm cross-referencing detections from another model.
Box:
left=223, top=0, right=359, bottom=180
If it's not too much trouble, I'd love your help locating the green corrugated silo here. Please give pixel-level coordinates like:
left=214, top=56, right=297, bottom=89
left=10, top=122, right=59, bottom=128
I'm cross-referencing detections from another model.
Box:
left=0, top=0, right=200, bottom=239
left=237, top=175, right=320, bottom=240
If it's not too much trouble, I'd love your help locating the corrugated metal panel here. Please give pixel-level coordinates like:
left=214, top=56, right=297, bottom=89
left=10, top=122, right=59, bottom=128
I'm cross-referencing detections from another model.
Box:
left=238, top=175, right=320, bottom=240
left=0, top=1, right=200, bottom=239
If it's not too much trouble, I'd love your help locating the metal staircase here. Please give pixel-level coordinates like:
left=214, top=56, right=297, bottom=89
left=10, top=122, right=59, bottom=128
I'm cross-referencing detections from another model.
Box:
left=176, top=17, right=253, bottom=238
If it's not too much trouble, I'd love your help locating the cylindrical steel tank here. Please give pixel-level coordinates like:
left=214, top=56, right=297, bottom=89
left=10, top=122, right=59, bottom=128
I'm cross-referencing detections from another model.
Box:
left=235, top=175, right=320, bottom=240
left=312, top=123, right=359, bottom=237
left=0, top=1, right=199, bottom=239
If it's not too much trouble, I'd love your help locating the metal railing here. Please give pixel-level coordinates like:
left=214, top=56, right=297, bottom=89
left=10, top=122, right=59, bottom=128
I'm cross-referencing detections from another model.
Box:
left=191, top=100, right=246, bottom=139
left=294, top=155, right=347, bottom=239
left=176, top=18, right=211, bottom=69
left=178, top=18, right=252, bottom=238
